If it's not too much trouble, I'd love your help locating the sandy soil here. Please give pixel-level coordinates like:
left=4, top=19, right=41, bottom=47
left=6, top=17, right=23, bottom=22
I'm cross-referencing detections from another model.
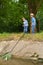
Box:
left=0, top=40, right=43, bottom=65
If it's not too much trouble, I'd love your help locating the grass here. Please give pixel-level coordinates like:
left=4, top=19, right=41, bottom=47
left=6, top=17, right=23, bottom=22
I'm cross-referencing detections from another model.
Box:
left=0, top=31, right=43, bottom=41
left=24, top=32, right=43, bottom=41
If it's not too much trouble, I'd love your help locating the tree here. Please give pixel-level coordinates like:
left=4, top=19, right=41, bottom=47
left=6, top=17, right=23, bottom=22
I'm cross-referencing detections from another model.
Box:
left=0, top=0, right=43, bottom=32
left=27, top=0, right=43, bottom=32
left=19, top=0, right=43, bottom=32
left=0, top=0, right=29, bottom=32
left=27, top=0, right=43, bottom=15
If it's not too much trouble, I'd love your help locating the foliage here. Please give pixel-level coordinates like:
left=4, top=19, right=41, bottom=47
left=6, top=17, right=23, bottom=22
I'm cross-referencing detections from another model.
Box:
left=0, top=0, right=29, bottom=32
left=0, top=32, right=43, bottom=41
left=0, top=0, right=43, bottom=32
left=36, top=3, right=43, bottom=30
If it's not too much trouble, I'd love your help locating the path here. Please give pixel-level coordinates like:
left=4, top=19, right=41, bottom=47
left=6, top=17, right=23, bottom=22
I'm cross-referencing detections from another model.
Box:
left=0, top=40, right=43, bottom=59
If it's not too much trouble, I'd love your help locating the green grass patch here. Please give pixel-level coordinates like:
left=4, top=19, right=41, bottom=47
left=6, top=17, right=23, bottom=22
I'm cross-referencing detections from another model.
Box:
left=0, top=32, right=43, bottom=41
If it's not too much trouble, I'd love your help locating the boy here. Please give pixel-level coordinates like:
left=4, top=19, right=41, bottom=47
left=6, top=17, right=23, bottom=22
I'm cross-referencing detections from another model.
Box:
left=22, top=17, right=28, bottom=33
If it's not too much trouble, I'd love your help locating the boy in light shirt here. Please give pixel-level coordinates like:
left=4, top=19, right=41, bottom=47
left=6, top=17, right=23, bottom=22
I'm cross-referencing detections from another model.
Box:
left=22, top=17, right=28, bottom=33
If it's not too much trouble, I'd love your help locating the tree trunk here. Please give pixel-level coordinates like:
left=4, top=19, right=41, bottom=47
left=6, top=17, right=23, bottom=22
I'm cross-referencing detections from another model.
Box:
left=28, top=0, right=41, bottom=33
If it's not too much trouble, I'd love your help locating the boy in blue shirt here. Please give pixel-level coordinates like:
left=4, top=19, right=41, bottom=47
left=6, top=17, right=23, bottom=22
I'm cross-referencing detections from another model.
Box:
left=30, top=13, right=36, bottom=33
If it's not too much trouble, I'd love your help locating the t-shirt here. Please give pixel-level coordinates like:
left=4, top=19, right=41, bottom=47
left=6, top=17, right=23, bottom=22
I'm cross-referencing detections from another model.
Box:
left=31, top=17, right=36, bottom=26
left=23, top=20, right=28, bottom=26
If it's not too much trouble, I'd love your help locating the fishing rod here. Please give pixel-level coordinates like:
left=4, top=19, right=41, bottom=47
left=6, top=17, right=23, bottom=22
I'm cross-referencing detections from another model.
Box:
left=0, top=33, right=25, bottom=60
left=9, top=33, right=25, bottom=53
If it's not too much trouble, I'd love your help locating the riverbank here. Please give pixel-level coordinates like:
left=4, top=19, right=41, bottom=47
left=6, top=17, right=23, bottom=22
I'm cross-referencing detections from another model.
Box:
left=0, top=32, right=43, bottom=41
left=0, top=40, right=43, bottom=59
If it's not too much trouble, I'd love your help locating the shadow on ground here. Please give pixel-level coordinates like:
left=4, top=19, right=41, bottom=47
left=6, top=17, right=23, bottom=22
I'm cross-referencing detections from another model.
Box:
left=0, top=57, right=43, bottom=65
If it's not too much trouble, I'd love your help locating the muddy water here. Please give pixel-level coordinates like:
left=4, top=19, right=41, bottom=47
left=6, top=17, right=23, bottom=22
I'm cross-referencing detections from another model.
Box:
left=0, top=58, right=43, bottom=65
